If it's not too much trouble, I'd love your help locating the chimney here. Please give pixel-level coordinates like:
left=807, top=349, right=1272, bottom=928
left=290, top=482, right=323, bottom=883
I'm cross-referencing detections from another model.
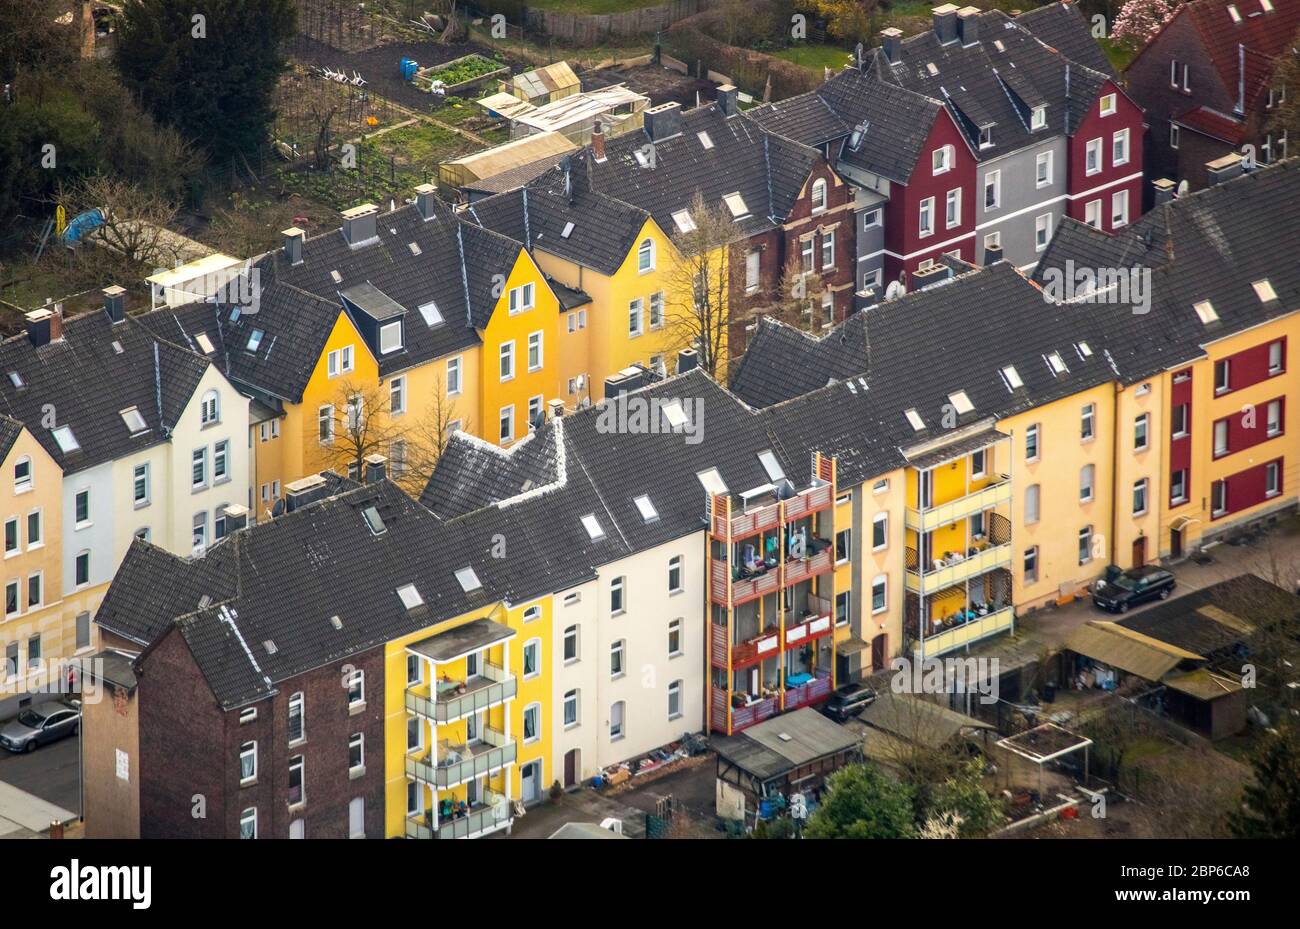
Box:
left=102, top=284, right=127, bottom=324
left=364, top=453, right=387, bottom=484
left=223, top=504, right=249, bottom=533
left=715, top=84, right=738, bottom=117
left=643, top=102, right=683, bottom=142
left=50, top=820, right=65, bottom=840
left=956, top=6, right=980, bottom=45
left=983, top=243, right=1003, bottom=266
left=1152, top=177, right=1176, bottom=206
left=24, top=308, right=56, bottom=348
left=604, top=366, right=645, bottom=398
left=415, top=183, right=438, bottom=220
left=50, top=304, right=64, bottom=343
left=340, top=203, right=379, bottom=247
left=676, top=347, right=699, bottom=374
left=548, top=398, right=565, bottom=420
left=1205, top=152, right=1243, bottom=186
left=880, top=28, right=904, bottom=64
left=591, top=121, right=607, bottom=162
left=933, top=4, right=961, bottom=44
left=284, top=473, right=330, bottom=513
left=281, top=227, right=305, bottom=265
left=911, top=263, right=951, bottom=286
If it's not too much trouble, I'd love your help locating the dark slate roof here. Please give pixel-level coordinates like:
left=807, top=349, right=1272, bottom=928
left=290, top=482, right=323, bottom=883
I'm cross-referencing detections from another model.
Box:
left=1016, top=1, right=1117, bottom=78
left=0, top=310, right=212, bottom=473
left=144, top=200, right=533, bottom=398
left=1118, top=575, right=1299, bottom=655
left=746, top=92, right=850, bottom=147
left=871, top=9, right=1108, bottom=160
left=0, top=416, right=24, bottom=462
left=101, top=470, right=629, bottom=709
left=420, top=427, right=562, bottom=517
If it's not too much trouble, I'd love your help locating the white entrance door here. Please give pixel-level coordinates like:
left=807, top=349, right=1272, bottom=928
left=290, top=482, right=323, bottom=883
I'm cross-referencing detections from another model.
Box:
left=521, top=761, right=540, bottom=803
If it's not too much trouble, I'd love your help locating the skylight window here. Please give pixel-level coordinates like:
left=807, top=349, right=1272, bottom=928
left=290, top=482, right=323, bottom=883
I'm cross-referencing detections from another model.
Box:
left=1193, top=300, right=1219, bottom=324
left=230, top=306, right=241, bottom=323
left=1252, top=279, right=1278, bottom=303
left=246, top=329, right=264, bottom=352
left=362, top=505, right=386, bottom=535
left=758, top=449, right=785, bottom=482
left=1228, top=4, right=1241, bottom=21
left=111, top=341, right=124, bottom=355
left=408, top=242, right=422, bottom=256
left=52, top=425, right=79, bottom=453
left=697, top=468, right=728, bottom=496
left=120, top=407, right=147, bottom=434
left=634, top=494, right=659, bottom=522
left=926, top=62, right=939, bottom=76
left=195, top=332, right=215, bottom=354
left=330, top=270, right=343, bottom=284
left=662, top=399, right=690, bottom=429
left=561, top=221, right=575, bottom=239
left=1076, top=341, right=1093, bottom=358
left=672, top=210, right=697, bottom=234
left=455, top=566, right=482, bottom=593
left=263, top=640, right=278, bottom=655
left=397, top=583, right=424, bottom=609
left=418, top=301, right=443, bottom=327
left=7, top=372, right=22, bottom=388
left=994, top=39, right=1005, bottom=52
left=697, top=131, right=714, bottom=149
left=330, top=615, right=343, bottom=630
left=905, top=409, right=926, bottom=431
left=722, top=192, right=749, bottom=219
left=581, top=513, right=605, bottom=541
left=1000, top=365, right=1023, bottom=390
left=1046, top=352, right=1068, bottom=375
left=948, top=391, right=974, bottom=415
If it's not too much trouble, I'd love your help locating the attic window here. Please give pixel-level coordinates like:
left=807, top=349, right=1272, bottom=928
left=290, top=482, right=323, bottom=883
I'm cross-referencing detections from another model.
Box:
left=330, top=615, right=343, bottom=630
left=7, top=372, right=22, bottom=388
left=229, top=307, right=241, bottom=323
left=1000, top=365, right=1023, bottom=390
left=978, top=126, right=993, bottom=148
left=330, top=270, right=343, bottom=284
left=418, top=301, right=443, bottom=327
left=848, top=122, right=868, bottom=151
left=120, top=407, right=148, bottom=434
left=1193, top=300, right=1219, bottom=324
left=1252, top=279, right=1278, bottom=303
left=1076, top=341, right=1093, bottom=358
left=722, top=192, right=749, bottom=219
left=246, top=329, right=264, bottom=352
left=408, top=242, right=422, bottom=256
left=758, top=449, right=785, bottom=482
left=1046, top=352, right=1068, bottom=375
left=397, top=583, right=424, bottom=609
left=1031, top=106, right=1046, bottom=130
left=1228, top=4, right=1241, bottom=21
left=634, top=494, right=659, bottom=522
left=671, top=210, right=697, bottom=234
left=662, top=399, right=690, bottom=429
left=263, top=640, right=278, bottom=655
left=948, top=391, right=974, bottom=415
left=904, top=409, right=926, bottom=431
left=195, top=332, right=215, bottom=354
left=697, top=131, right=714, bottom=149
left=581, top=513, right=605, bottom=541
left=52, top=425, right=80, bottom=453
left=993, top=39, right=1005, bottom=52
left=111, top=341, right=124, bottom=355
left=455, top=566, right=482, bottom=593
left=362, top=505, right=386, bottom=535
left=697, top=468, right=728, bottom=496
left=561, top=221, right=575, bottom=238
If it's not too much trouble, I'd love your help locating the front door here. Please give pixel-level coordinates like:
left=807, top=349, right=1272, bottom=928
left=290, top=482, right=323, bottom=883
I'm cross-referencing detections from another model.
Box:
left=1171, top=527, right=1183, bottom=559
left=564, top=749, right=579, bottom=788
left=520, top=761, right=540, bottom=804
left=871, top=633, right=887, bottom=672
left=1132, top=536, right=1147, bottom=568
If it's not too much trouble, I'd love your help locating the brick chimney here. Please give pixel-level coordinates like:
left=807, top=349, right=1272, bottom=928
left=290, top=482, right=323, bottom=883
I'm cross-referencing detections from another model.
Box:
left=50, top=304, right=64, bottom=342
left=956, top=6, right=981, bottom=45
left=880, top=28, right=904, bottom=64
left=933, top=4, right=961, bottom=44
left=281, top=227, right=305, bottom=265
left=591, top=120, right=606, bottom=162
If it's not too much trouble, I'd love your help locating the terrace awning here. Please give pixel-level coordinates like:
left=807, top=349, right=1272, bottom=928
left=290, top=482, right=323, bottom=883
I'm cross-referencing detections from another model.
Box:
left=407, top=618, right=514, bottom=664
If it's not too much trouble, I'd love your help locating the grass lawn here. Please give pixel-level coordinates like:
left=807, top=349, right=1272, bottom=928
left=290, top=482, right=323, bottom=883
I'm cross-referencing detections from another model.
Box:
left=1100, top=37, right=1138, bottom=74
left=771, top=44, right=855, bottom=74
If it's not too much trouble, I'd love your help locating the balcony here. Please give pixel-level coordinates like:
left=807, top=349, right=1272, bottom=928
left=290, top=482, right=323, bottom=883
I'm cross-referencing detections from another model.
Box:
left=730, top=693, right=780, bottom=732
left=708, top=480, right=834, bottom=541
left=784, top=546, right=834, bottom=586
left=407, top=727, right=517, bottom=789
left=783, top=603, right=833, bottom=652
left=405, top=788, right=512, bottom=839
left=728, top=625, right=782, bottom=669
left=905, top=541, right=1012, bottom=593
left=784, top=669, right=832, bottom=710
left=913, top=606, right=1014, bottom=658
left=406, top=663, right=517, bottom=724
left=906, top=476, right=1012, bottom=533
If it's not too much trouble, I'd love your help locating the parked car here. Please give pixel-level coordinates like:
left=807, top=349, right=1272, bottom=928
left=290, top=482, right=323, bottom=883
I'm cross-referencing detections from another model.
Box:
left=822, top=682, right=877, bottom=722
left=1092, top=565, right=1175, bottom=613
left=0, top=702, right=81, bottom=753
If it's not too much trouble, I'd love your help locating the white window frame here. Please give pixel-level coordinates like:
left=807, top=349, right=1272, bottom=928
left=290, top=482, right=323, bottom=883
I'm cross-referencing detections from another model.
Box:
left=945, top=188, right=961, bottom=229
left=984, top=170, right=1000, bottom=211
left=1085, top=137, right=1102, bottom=176
left=1035, top=151, right=1052, bottom=188
left=499, top=340, right=515, bottom=382
left=919, top=197, right=934, bottom=237
left=527, top=331, right=543, bottom=372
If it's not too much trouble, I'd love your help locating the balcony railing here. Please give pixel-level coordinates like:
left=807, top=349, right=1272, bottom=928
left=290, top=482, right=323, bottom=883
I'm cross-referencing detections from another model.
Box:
left=905, top=476, right=1012, bottom=532
left=406, top=728, right=517, bottom=789
left=730, top=694, right=779, bottom=732
left=914, top=606, right=1015, bottom=658
left=709, top=482, right=834, bottom=540
left=783, top=611, right=833, bottom=651
left=405, top=789, right=511, bottom=839
left=732, top=627, right=782, bottom=668
left=406, top=664, right=517, bottom=724
left=905, top=542, right=1012, bottom=593
left=784, top=670, right=832, bottom=710
left=784, top=547, right=834, bottom=586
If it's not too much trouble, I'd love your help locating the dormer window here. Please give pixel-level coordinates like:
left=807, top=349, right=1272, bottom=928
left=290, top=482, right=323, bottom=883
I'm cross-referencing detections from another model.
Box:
left=1031, top=106, right=1046, bottom=130
left=379, top=320, right=403, bottom=354
left=978, top=126, right=993, bottom=148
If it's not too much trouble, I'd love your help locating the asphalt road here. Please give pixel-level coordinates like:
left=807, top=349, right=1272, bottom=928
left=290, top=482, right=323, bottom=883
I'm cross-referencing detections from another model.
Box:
left=0, top=729, right=80, bottom=815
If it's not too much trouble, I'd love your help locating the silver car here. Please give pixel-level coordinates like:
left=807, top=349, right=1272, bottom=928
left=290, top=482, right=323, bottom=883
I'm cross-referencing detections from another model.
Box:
left=0, top=702, right=80, bottom=752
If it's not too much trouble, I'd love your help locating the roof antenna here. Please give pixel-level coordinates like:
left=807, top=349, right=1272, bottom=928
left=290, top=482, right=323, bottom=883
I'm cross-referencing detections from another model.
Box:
left=856, top=43, right=865, bottom=72
left=561, top=154, right=573, bottom=204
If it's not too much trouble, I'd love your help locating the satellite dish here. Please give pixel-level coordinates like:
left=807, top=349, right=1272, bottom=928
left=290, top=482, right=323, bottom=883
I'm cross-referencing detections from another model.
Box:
left=1175, top=179, right=1189, bottom=197
left=885, top=280, right=905, bottom=300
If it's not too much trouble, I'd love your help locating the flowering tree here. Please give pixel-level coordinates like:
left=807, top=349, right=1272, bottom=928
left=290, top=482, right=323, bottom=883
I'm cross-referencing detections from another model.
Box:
left=1111, top=0, right=1180, bottom=47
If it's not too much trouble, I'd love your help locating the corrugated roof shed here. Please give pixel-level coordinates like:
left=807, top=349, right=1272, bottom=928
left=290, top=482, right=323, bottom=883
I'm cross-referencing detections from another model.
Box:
left=1064, top=621, right=1203, bottom=681
left=712, top=708, right=860, bottom=781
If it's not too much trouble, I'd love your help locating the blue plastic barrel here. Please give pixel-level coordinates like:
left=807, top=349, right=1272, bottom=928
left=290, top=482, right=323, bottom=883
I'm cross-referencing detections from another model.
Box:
left=400, top=58, right=419, bottom=81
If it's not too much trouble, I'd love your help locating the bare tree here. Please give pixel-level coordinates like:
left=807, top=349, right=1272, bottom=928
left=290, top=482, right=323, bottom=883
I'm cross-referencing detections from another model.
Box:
left=306, top=100, right=341, bottom=171
left=56, top=174, right=186, bottom=279
left=389, top=384, right=470, bottom=497
left=663, top=191, right=751, bottom=379
left=760, top=267, right=829, bottom=333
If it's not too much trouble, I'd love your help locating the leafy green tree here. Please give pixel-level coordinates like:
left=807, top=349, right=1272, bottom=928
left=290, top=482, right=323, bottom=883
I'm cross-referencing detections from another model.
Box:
left=927, top=759, right=1004, bottom=838
left=1231, top=723, right=1300, bottom=839
left=805, top=763, right=916, bottom=839
left=0, top=84, right=100, bottom=237
left=114, top=0, right=297, bottom=161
